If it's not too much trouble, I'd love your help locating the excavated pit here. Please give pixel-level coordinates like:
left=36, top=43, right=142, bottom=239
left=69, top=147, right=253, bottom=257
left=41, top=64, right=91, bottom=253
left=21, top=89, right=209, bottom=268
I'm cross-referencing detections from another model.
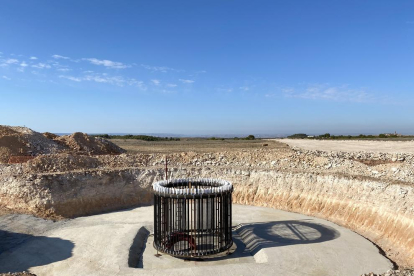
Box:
left=1, top=164, right=413, bottom=269
left=0, top=205, right=393, bottom=276
left=1, top=132, right=414, bottom=272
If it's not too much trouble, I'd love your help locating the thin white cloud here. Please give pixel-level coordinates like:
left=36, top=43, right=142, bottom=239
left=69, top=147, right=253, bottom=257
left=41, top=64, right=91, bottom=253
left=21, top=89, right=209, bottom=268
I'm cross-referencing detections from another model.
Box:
left=179, top=79, right=194, bottom=84
left=189, top=70, right=207, bottom=77
left=166, top=83, right=177, bottom=87
left=84, top=74, right=121, bottom=85
left=30, top=56, right=38, bottom=60
left=57, top=68, right=71, bottom=72
left=2, top=75, right=11, bottom=80
left=84, top=74, right=135, bottom=87
left=4, top=59, right=19, bottom=64
left=151, top=79, right=161, bottom=86
left=52, top=54, right=70, bottom=60
left=59, top=75, right=82, bottom=82
left=282, top=84, right=374, bottom=103
left=141, top=64, right=180, bottom=73
left=83, top=58, right=128, bottom=69
left=59, top=73, right=144, bottom=88
left=20, top=62, right=28, bottom=67
left=265, top=93, right=276, bottom=98
left=239, top=86, right=249, bottom=91
left=32, top=63, right=51, bottom=69
left=0, top=58, right=19, bottom=67
left=84, top=75, right=111, bottom=83
left=217, top=88, right=233, bottom=93
left=160, top=89, right=175, bottom=94
left=127, top=79, right=147, bottom=90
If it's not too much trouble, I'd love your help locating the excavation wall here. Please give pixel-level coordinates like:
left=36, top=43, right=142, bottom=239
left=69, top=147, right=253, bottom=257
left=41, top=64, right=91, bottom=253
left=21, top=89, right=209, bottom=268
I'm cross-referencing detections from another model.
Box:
left=1, top=165, right=413, bottom=267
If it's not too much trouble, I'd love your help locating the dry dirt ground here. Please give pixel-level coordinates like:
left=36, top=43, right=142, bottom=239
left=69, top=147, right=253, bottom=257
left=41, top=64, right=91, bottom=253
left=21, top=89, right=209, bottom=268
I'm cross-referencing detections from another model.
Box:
left=111, top=138, right=287, bottom=154
left=274, top=139, right=414, bottom=153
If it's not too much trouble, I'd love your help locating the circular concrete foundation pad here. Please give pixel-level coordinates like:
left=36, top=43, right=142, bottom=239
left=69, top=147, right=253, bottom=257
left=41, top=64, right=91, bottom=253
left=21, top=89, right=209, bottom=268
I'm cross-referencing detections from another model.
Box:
left=0, top=205, right=393, bottom=276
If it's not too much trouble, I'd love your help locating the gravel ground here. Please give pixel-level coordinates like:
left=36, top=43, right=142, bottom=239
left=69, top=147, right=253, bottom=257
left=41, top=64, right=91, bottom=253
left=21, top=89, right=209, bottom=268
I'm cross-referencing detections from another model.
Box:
left=362, top=269, right=414, bottom=276
left=275, top=139, right=414, bottom=153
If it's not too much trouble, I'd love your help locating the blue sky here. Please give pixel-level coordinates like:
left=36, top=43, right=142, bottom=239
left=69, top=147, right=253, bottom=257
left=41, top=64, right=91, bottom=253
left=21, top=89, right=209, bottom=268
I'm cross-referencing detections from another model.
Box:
left=1, top=1, right=414, bottom=136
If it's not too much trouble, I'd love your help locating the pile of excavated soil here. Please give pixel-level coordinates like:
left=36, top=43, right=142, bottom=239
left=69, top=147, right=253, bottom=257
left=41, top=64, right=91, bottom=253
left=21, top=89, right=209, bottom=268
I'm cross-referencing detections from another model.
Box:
left=55, top=132, right=125, bottom=155
left=0, top=126, right=64, bottom=162
left=0, top=126, right=125, bottom=163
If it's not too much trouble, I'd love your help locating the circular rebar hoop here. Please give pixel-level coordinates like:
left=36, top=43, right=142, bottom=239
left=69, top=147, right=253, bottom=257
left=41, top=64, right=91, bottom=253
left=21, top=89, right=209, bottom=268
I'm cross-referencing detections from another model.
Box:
left=153, top=178, right=233, bottom=257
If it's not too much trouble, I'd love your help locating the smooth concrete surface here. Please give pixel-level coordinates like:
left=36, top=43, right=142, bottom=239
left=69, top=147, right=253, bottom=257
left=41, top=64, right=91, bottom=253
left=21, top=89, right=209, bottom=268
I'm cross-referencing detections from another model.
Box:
left=0, top=205, right=393, bottom=276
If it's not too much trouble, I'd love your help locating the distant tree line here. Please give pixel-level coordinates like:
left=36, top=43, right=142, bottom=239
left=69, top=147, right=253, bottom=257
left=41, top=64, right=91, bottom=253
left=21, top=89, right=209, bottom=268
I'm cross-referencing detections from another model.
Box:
left=210, top=135, right=256, bottom=140
left=287, top=133, right=308, bottom=139
left=93, top=134, right=180, bottom=141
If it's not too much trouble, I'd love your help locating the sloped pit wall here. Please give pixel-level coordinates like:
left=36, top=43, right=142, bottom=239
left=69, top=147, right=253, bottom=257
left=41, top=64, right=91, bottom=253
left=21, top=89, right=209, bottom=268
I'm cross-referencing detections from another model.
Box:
left=228, top=170, right=414, bottom=268
left=0, top=165, right=413, bottom=267
left=0, top=166, right=158, bottom=218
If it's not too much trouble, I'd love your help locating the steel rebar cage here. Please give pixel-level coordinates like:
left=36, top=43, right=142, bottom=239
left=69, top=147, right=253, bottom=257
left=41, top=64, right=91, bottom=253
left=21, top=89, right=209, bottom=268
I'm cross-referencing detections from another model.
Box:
left=153, top=178, right=233, bottom=257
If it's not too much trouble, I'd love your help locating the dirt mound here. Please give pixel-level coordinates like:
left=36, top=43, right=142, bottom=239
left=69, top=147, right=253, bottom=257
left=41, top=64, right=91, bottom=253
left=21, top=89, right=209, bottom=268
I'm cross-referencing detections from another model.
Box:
left=0, top=126, right=125, bottom=163
left=54, top=132, right=126, bottom=156
left=42, top=132, right=58, bottom=140
left=0, top=126, right=19, bottom=136
left=0, top=126, right=29, bottom=162
left=56, top=132, right=126, bottom=155
left=0, top=126, right=65, bottom=162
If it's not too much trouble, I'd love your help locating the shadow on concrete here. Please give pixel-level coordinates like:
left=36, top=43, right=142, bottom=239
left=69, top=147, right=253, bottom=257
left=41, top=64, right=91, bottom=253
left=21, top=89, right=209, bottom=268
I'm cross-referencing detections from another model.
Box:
left=132, top=220, right=341, bottom=266
left=181, top=220, right=340, bottom=262
left=183, top=230, right=257, bottom=262
left=128, top=226, right=150, bottom=268
left=237, top=220, right=341, bottom=255
left=0, top=230, right=74, bottom=273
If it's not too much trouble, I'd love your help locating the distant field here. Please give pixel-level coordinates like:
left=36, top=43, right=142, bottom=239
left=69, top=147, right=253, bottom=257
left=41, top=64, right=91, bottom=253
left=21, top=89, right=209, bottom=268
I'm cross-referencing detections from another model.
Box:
left=276, top=139, right=414, bottom=153
left=111, top=138, right=288, bottom=154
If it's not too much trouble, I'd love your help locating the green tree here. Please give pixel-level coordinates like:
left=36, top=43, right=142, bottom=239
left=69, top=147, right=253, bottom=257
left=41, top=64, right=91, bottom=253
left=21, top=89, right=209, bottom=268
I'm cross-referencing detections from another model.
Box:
left=288, top=133, right=308, bottom=139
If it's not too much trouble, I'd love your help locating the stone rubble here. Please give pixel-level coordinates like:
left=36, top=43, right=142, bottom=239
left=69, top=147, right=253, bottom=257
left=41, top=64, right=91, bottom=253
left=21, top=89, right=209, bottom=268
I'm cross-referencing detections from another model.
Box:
left=362, top=269, right=414, bottom=276
left=2, top=144, right=411, bottom=186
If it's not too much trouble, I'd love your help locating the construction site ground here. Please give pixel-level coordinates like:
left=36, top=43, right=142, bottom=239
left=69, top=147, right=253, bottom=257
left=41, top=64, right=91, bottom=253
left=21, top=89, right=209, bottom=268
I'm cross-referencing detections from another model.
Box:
left=0, top=205, right=392, bottom=276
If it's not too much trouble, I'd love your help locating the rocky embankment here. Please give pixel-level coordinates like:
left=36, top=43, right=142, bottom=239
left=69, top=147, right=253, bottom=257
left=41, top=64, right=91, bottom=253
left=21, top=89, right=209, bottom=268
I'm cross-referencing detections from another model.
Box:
left=1, top=136, right=414, bottom=268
